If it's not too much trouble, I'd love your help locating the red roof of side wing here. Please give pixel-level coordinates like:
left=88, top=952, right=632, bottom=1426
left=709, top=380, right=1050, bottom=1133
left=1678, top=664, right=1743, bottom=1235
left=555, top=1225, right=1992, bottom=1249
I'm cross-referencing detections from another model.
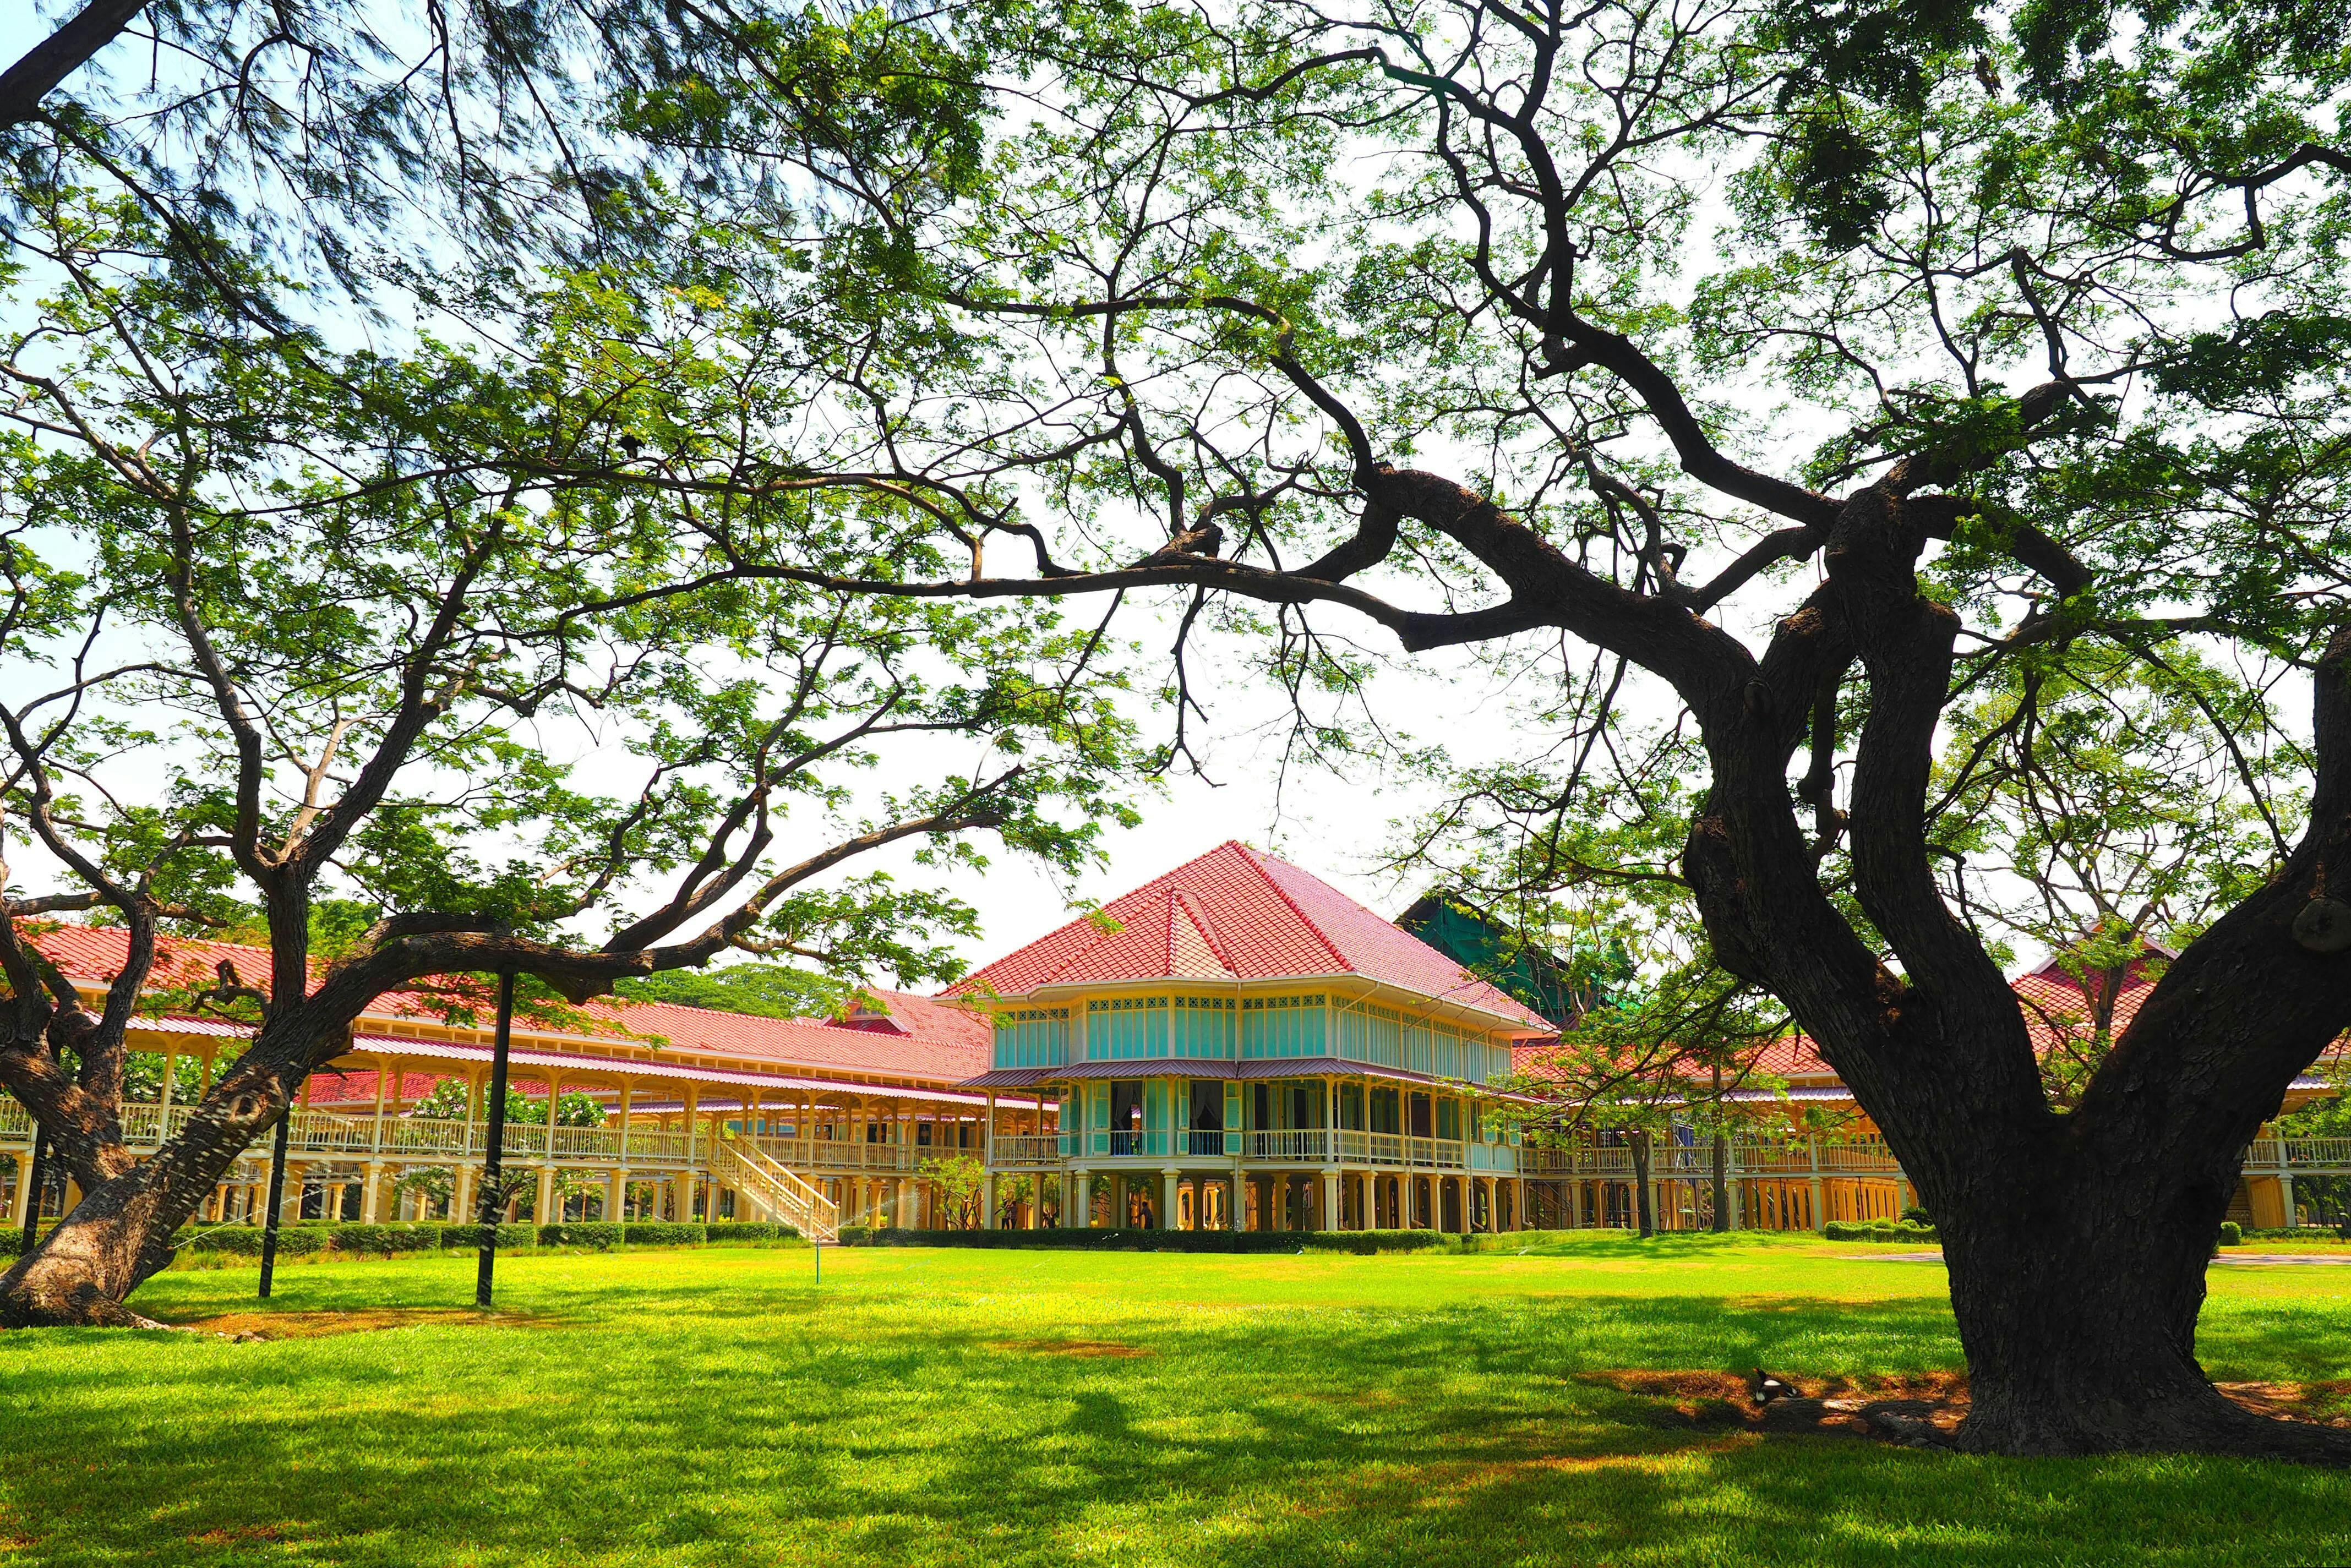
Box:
left=951, top=842, right=1552, bottom=1029
left=1512, top=948, right=2342, bottom=1094
left=22, top=924, right=990, bottom=1081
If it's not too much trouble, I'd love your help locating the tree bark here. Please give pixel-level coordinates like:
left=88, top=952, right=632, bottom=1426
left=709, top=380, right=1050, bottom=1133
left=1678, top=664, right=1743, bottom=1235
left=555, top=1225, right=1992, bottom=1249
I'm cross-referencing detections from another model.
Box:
left=0, top=1050, right=297, bottom=1327
left=1935, top=1152, right=2351, bottom=1459
left=1629, top=1133, right=1655, bottom=1238
left=0, top=0, right=151, bottom=128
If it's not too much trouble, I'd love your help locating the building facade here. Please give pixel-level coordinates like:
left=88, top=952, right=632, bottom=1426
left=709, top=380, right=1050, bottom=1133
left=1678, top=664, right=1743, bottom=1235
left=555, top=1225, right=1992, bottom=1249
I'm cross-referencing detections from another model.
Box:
left=6, top=860, right=2344, bottom=1241
left=3, top=926, right=1033, bottom=1242
left=958, top=842, right=1554, bottom=1233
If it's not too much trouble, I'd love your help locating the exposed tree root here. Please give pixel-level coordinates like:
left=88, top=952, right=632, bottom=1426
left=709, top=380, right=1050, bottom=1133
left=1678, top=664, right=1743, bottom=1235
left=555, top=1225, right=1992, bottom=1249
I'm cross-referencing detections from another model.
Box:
left=1581, top=1369, right=2351, bottom=1462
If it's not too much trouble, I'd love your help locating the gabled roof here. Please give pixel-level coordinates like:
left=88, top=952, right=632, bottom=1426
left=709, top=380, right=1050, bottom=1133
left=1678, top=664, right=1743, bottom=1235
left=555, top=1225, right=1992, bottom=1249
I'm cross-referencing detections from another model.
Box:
left=950, top=842, right=1552, bottom=1030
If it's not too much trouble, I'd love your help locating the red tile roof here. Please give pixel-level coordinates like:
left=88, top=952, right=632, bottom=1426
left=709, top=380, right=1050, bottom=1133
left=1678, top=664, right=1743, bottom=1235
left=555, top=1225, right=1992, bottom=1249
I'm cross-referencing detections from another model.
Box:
left=1515, top=948, right=2344, bottom=1096
left=24, top=924, right=987, bottom=1084
left=951, top=842, right=1551, bottom=1029
left=30, top=922, right=281, bottom=995
left=1508, top=1032, right=1834, bottom=1085
left=575, top=995, right=989, bottom=1082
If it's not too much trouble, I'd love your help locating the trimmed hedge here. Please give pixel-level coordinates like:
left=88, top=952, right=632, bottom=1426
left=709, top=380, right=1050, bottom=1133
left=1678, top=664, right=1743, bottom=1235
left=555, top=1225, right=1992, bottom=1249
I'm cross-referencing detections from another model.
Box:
left=1310, top=1228, right=1451, bottom=1254
left=0, top=1226, right=53, bottom=1257
left=704, top=1221, right=799, bottom=1244
left=833, top=1225, right=1453, bottom=1254
left=1823, top=1219, right=1940, bottom=1243
left=179, top=1226, right=329, bottom=1257
left=2217, top=1220, right=2244, bottom=1247
left=2244, top=1226, right=2351, bottom=1240
left=328, top=1223, right=440, bottom=1257
left=434, top=1222, right=540, bottom=1251
left=623, top=1221, right=710, bottom=1245
left=537, top=1221, right=626, bottom=1250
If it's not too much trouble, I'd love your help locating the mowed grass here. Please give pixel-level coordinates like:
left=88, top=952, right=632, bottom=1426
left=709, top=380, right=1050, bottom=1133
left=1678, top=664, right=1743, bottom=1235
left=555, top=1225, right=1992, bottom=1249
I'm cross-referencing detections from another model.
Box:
left=2, top=1234, right=2349, bottom=1567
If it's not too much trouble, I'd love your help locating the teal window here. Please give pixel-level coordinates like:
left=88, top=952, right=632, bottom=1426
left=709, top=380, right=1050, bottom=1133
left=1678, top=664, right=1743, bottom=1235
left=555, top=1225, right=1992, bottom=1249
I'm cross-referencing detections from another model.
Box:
left=992, top=1007, right=1068, bottom=1069
left=1337, top=1004, right=1403, bottom=1067
left=1087, top=996, right=1171, bottom=1059
left=1241, top=993, right=1326, bottom=1058
left=1171, top=995, right=1236, bottom=1058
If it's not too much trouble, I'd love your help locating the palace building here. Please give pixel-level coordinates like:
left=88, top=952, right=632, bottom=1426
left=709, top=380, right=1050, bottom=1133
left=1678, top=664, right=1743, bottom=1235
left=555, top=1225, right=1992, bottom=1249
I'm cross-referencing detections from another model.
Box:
left=953, top=841, right=1554, bottom=1233
left=4, top=844, right=2343, bottom=1238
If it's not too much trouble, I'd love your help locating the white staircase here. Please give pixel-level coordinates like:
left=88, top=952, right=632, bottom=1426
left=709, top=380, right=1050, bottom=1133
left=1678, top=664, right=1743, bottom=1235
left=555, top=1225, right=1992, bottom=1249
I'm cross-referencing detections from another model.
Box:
left=713, top=1132, right=840, bottom=1242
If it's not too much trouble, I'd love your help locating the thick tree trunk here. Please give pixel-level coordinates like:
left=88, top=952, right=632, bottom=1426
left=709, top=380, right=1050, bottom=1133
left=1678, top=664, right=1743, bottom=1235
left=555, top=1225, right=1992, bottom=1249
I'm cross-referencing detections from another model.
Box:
left=1939, top=1170, right=2351, bottom=1460
left=1, top=1185, right=182, bottom=1329
left=0, top=1060, right=293, bottom=1327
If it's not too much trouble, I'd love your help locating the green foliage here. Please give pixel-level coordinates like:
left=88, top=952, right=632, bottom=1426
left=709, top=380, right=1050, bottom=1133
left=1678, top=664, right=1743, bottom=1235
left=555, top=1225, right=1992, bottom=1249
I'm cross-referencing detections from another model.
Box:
left=919, top=1154, right=987, bottom=1230
left=161, top=1217, right=787, bottom=1259
left=832, top=1226, right=1449, bottom=1254
left=1823, top=1220, right=1941, bottom=1242
left=325, top=1225, right=440, bottom=1258
left=1782, top=117, right=1896, bottom=250
left=0, top=156, right=1146, bottom=1208
left=538, top=1222, right=627, bottom=1251
left=702, top=1221, right=799, bottom=1243
left=391, top=1166, right=456, bottom=1209
left=434, top=1223, right=541, bottom=1253
left=2218, top=1220, right=2244, bottom=1247
left=176, top=1227, right=328, bottom=1258
left=613, top=964, right=847, bottom=1019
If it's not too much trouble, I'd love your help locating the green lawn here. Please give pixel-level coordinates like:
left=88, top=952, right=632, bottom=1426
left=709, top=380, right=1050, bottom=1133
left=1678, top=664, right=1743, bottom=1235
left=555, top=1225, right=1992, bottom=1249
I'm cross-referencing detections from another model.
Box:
left=3, top=1234, right=2348, bottom=1567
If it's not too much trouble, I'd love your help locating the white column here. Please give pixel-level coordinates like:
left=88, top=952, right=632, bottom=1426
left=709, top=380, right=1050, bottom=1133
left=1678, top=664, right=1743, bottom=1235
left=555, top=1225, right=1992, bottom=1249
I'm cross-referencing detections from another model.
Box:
left=369, top=1056, right=390, bottom=1154
left=1161, top=1167, right=1180, bottom=1231
left=680, top=1085, right=700, bottom=1220
left=1320, top=1168, right=1340, bottom=1233
left=614, top=1080, right=633, bottom=1220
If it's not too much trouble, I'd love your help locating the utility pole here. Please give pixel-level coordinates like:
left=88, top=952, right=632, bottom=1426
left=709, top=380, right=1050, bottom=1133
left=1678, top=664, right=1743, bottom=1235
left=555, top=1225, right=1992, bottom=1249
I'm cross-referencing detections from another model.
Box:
left=258, top=1102, right=293, bottom=1298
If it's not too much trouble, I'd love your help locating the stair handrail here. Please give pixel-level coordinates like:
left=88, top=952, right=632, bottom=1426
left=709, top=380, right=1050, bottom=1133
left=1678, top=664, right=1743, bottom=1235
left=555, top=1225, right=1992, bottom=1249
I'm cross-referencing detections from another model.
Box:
left=716, top=1129, right=839, bottom=1241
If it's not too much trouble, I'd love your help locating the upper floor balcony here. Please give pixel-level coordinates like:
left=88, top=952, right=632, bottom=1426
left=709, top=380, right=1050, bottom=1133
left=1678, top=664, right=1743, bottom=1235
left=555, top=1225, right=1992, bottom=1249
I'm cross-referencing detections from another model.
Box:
left=986, top=1127, right=1523, bottom=1172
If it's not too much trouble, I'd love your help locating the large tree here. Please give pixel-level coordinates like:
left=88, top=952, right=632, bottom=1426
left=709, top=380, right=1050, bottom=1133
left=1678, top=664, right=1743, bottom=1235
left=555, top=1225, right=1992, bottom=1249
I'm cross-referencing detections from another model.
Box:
left=607, top=0, right=2351, bottom=1458
left=0, top=0, right=1150, bottom=1325
left=0, top=166, right=1138, bottom=1325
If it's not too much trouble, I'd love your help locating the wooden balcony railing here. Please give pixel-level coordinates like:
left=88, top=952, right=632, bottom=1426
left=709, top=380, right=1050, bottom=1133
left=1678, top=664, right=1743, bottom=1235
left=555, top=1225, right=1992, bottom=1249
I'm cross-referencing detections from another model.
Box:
left=10, top=1110, right=2349, bottom=1189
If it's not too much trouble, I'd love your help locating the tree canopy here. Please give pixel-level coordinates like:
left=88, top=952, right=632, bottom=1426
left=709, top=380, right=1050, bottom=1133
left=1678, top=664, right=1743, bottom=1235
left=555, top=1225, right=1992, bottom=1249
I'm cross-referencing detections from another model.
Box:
left=8, top=0, right=2351, bottom=1455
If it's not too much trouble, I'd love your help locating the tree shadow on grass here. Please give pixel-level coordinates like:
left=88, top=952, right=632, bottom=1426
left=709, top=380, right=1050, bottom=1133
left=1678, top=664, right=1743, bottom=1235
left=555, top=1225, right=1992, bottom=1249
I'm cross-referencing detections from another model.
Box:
left=2, top=1283, right=2347, bottom=1567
